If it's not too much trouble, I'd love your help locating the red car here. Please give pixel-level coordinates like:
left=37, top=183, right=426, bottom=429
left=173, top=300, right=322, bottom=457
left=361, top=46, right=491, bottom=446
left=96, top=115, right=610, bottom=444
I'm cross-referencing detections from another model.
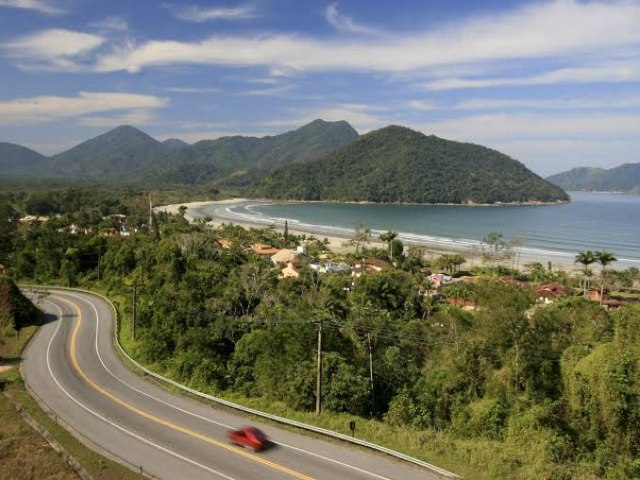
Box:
left=227, top=426, right=268, bottom=452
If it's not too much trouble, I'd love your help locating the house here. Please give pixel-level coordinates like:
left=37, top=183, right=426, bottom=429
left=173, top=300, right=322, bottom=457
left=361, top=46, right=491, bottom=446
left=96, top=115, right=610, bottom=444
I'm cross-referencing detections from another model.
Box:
left=69, top=224, right=92, bottom=235
left=101, top=228, right=118, bottom=237
left=429, top=273, right=453, bottom=288
left=279, top=261, right=301, bottom=279
left=271, top=248, right=301, bottom=266
left=217, top=238, right=232, bottom=249
left=536, top=282, right=570, bottom=303
left=251, top=243, right=280, bottom=256
left=352, top=258, right=391, bottom=277
left=19, top=215, right=48, bottom=223
left=310, top=261, right=351, bottom=274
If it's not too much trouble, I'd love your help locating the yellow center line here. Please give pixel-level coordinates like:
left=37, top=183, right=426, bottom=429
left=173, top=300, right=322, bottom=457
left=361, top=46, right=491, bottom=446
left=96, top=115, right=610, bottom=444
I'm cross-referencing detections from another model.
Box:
left=56, top=295, right=315, bottom=480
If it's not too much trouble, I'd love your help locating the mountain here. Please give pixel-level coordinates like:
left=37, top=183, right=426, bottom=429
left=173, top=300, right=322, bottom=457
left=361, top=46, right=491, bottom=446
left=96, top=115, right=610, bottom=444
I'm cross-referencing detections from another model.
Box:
left=0, top=120, right=358, bottom=185
left=151, top=119, right=359, bottom=185
left=249, top=125, right=569, bottom=204
left=50, top=125, right=166, bottom=180
left=0, top=142, right=48, bottom=176
left=162, top=138, right=189, bottom=150
left=547, top=164, right=640, bottom=193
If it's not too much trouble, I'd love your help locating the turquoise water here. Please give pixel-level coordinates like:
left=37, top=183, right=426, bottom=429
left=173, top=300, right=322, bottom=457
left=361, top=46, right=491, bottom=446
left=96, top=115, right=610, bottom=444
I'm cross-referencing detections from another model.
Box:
left=198, top=192, right=640, bottom=266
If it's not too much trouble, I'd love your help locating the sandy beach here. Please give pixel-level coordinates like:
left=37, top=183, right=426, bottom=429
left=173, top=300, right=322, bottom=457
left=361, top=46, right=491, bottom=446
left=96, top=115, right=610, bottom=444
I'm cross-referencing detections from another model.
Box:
left=156, top=199, right=586, bottom=271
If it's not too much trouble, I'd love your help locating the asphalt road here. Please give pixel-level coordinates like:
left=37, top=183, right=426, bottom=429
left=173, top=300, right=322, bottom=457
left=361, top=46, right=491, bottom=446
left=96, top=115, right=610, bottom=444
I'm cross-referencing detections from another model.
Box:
left=22, top=290, right=441, bottom=480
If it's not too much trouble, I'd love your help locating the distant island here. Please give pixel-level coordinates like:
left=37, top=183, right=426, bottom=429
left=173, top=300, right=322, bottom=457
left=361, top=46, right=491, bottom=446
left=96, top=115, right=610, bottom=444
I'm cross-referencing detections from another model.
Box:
left=249, top=125, right=569, bottom=205
left=547, top=163, right=640, bottom=193
left=1, top=120, right=568, bottom=205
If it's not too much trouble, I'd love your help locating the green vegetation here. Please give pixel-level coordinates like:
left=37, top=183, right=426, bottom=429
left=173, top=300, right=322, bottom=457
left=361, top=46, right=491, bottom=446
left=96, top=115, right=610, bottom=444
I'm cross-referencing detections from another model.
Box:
left=250, top=125, right=569, bottom=204
left=3, top=188, right=640, bottom=479
left=547, top=163, right=640, bottom=193
left=0, top=120, right=359, bottom=190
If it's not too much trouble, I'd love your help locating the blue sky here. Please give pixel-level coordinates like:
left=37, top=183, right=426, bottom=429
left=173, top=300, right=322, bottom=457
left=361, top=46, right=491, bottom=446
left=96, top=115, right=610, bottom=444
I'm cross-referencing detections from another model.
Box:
left=1, top=0, right=640, bottom=176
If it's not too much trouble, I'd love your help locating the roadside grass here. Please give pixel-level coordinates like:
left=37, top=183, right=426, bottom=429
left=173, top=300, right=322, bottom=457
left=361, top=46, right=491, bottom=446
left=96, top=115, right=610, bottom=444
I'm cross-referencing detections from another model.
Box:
left=0, top=317, right=145, bottom=480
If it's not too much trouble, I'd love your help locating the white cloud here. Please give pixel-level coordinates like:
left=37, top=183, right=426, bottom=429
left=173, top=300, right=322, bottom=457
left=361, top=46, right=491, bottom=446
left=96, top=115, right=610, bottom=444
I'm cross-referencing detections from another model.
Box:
left=260, top=103, right=384, bottom=132
left=164, top=3, right=256, bottom=22
left=4, top=28, right=105, bottom=70
left=78, top=110, right=157, bottom=127
left=0, top=0, right=63, bottom=15
left=0, top=91, right=168, bottom=125
left=96, top=1, right=640, bottom=74
left=408, top=100, right=437, bottom=111
left=165, top=86, right=221, bottom=93
left=425, top=59, right=640, bottom=90
left=90, top=16, right=129, bottom=33
left=457, top=95, right=640, bottom=110
left=416, top=113, right=640, bottom=143
left=325, top=3, right=379, bottom=35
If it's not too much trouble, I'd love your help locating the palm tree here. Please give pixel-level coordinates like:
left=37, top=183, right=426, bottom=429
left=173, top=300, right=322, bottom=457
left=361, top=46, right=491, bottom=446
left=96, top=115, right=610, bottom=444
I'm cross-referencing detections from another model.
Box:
left=379, top=230, right=398, bottom=261
left=595, top=250, right=617, bottom=305
left=574, top=250, right=596, bottom=296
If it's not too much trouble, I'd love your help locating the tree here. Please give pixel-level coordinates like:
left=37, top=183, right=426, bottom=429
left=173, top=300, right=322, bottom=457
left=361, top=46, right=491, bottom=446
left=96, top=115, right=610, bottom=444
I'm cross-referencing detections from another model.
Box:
left=353, top=221, right=371, bottom=255
left=594, top=251, right=617, bottom=305
left=379, top=231, right=398, bottom=261
left=574, top=250, right=596, bottom=296
left=480, top=231, right=515, bottom=267
left=0, top=200, right=18, bottom=265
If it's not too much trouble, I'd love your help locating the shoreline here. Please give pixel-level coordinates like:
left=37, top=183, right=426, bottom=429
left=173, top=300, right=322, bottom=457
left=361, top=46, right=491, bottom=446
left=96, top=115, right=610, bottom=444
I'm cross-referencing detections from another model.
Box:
left=155, top=198, right=637, bottom=271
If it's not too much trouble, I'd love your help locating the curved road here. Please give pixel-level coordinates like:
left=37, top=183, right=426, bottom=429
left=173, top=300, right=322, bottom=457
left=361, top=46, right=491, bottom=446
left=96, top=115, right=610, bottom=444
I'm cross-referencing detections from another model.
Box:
left=22, top=290, right=438, bottom=480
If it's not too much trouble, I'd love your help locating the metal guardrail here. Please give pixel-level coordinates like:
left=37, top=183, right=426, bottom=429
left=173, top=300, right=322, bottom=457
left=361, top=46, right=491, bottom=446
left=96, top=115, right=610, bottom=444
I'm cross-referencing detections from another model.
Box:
left=30, top=286, right=462, bottom=479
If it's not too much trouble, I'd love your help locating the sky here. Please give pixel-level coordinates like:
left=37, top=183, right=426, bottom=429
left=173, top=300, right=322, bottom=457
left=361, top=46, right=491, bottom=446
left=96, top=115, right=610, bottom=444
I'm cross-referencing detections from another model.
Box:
left=1, top=0, right=640, bottom=176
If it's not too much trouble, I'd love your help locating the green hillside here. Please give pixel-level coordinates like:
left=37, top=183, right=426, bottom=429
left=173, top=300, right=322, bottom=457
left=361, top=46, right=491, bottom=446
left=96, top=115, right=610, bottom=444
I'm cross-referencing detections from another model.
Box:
left=0, top=143, right=48, bottom=176
left=151, top=119, right=358, bottom=185
left=547, top=164, right=640, bottom=192
left=249, top=125, right=569, bottom=204
left=50, top=125, right=165, bottom=180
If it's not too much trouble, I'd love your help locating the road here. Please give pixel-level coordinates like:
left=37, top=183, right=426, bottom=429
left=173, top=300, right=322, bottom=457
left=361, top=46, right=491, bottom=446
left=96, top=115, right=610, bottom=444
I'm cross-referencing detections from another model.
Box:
left=22, top=289, right=440, bottom=480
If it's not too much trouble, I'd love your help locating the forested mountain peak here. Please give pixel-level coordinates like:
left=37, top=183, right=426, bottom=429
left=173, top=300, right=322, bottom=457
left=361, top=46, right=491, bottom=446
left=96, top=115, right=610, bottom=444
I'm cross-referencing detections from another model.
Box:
left=0, top=142, right=48, bottom=175
left=249, top=124, right=569, bottom=204
left=547, top=163, right=640, bottom=193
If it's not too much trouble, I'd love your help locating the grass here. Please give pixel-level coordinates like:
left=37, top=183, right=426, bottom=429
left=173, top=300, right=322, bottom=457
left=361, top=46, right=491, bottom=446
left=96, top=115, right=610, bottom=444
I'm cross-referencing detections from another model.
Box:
left=0, top=319, right=145, bottom=480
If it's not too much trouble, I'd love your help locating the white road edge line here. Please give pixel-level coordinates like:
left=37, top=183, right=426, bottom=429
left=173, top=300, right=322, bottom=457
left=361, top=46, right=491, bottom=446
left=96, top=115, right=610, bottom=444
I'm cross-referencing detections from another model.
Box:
left=66, top=290, right=395, bottom=480
left=42, top=297, right=236, bottom=480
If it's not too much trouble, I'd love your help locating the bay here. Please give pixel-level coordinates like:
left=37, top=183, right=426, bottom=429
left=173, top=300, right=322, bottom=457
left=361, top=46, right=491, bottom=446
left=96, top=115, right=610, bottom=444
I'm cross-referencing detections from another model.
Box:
left=198, top=192, right=640, bottom=267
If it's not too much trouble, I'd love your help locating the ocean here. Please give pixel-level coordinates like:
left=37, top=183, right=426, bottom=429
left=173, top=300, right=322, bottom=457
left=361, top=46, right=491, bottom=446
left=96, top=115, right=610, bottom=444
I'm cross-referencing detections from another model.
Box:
left=195, top=192, right=640, bottom=267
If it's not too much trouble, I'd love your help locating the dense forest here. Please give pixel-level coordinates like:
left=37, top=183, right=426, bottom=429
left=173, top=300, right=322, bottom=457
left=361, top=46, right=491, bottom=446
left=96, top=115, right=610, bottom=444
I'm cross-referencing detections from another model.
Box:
left=250, top=126, right=569, bottom=204
left=2, top=188, right=640, bottom=479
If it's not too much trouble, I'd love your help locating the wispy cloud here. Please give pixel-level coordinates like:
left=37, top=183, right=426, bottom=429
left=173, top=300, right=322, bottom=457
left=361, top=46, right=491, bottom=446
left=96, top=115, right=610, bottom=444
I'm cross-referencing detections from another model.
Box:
left=164, top=2, right=257, bottom=23
left=408, top=100, right=437, bottom=111
left=0, top=0, right=63, bottom=15
left=457, top=95, right=640, bottom=110
left=4, top=28, right=105, bottom=70
left=165, top=86, right=221, bottom=93
left=260, top=103, right=385, bottom=132
left=324, top=3, right=379, bottom=35
left=78, top=110, right=157, bottom=127
left=424, top=59, right=640, bottom=90
left=96, top=1, right=640, bottom=76
left=0, top=91, right=168, bottom=125
left=89, top=16, right=129, bottom=33
left=243, top=84, right=295, bottom=96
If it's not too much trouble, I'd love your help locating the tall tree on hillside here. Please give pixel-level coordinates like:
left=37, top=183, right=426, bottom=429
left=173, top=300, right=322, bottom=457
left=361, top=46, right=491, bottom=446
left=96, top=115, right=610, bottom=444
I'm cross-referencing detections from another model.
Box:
left=0, top=200, right=18, bottom=266
left=379, top=231, right=398, bottom=261
left=575, top=250, right=596, bottom=296
left=595, top=250, right=617, bottom=305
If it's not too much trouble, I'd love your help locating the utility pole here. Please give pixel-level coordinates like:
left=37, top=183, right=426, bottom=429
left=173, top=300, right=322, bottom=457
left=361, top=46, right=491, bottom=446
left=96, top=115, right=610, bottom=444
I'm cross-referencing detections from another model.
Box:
left=315, top=318, right=323, bottom=415
left=148, top=192, right=153, bottom=232
left=132, top=279, right=137, bottom=342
